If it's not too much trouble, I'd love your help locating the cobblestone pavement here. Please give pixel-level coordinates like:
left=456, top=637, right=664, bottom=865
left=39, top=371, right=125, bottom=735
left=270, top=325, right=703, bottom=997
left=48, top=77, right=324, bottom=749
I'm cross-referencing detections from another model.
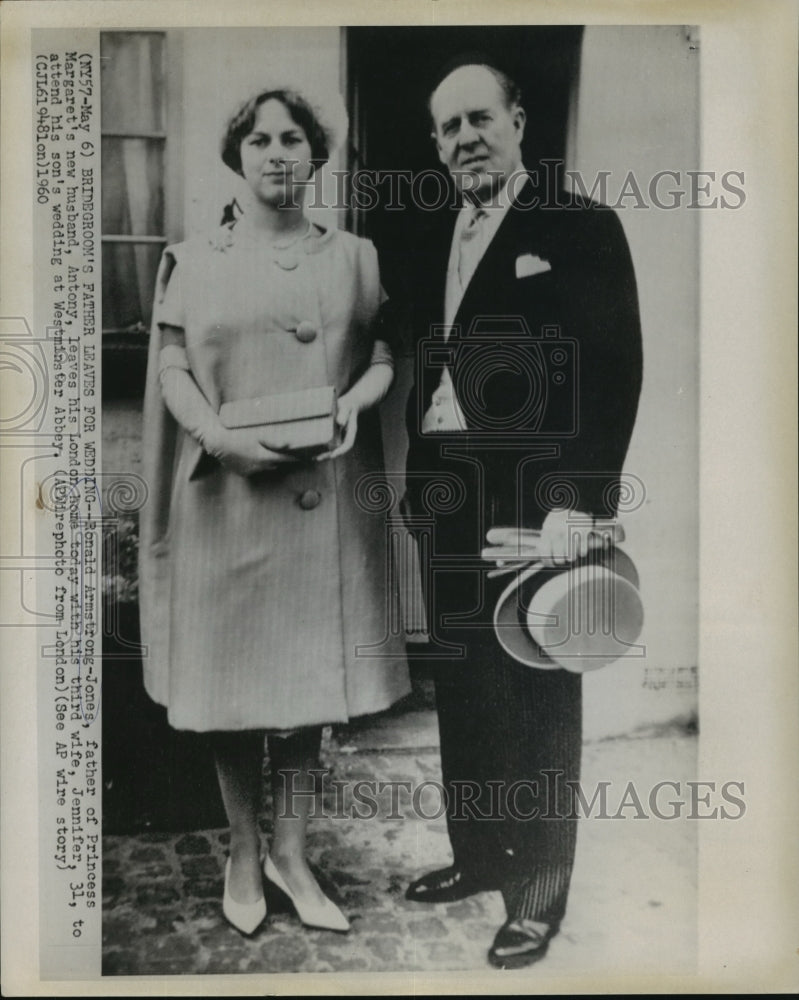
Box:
left=103, top=713, right=697, bottom=979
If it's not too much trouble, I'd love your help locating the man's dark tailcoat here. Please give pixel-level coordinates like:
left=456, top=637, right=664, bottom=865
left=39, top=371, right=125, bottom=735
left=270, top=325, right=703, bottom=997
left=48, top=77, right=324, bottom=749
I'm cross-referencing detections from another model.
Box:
left=404, top=181, right=643, bottom=924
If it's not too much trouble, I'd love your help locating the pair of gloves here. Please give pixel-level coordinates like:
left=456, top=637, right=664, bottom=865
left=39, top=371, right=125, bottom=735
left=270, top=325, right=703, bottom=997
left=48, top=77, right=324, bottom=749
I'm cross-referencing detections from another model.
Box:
left=482, top=512, right=624, bottom=571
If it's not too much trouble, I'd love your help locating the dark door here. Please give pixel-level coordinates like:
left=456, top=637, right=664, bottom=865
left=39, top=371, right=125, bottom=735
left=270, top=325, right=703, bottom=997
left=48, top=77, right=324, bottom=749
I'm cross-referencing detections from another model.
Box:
left=345, top=26, right=584, bottom=304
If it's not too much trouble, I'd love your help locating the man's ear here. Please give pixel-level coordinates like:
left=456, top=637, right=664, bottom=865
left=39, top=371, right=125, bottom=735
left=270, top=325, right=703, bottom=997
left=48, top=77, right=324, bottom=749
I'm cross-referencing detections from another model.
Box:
left=431, top=130, right=445, bottom=165
left=513, top=106, right=527, bottom=144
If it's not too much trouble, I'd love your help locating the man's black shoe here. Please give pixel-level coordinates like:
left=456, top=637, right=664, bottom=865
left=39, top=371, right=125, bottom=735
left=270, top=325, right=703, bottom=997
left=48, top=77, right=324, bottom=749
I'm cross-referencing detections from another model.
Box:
left=487, top=918, right=558, bottom=969
left=405, top=866, right=496, bottom=903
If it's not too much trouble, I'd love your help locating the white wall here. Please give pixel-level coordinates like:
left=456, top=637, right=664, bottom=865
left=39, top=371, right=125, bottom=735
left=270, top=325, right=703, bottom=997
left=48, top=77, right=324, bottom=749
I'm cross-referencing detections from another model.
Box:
left=569, top=26, right=700, bottom=737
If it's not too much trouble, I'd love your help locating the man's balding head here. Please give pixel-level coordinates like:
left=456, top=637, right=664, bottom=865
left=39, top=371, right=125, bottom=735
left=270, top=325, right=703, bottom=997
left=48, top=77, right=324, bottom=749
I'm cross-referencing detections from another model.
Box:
left=429, top=63, right=526, bottom=203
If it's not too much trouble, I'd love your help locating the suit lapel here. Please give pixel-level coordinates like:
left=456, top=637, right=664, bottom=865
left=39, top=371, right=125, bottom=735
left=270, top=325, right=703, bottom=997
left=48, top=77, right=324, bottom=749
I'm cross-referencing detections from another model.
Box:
left=453, top=175, right=543, bottom=333
left=416, top=207, right=458, bottom=407
left=427, top=208, right=458, bottom=327
left=453, top=206, right=519, bottom=331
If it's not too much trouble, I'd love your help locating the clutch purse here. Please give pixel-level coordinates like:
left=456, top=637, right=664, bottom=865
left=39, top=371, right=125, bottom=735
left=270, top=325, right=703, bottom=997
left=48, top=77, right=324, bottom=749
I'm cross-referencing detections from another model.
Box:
left=219, top=385, right=338, bottom=457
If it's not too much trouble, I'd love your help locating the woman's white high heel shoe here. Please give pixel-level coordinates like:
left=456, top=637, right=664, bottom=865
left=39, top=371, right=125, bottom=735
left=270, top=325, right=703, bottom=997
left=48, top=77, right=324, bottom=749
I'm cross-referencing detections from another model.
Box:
left=222, top=858, right=267, bottom=936
left=264, top=855, right=350, bottom=933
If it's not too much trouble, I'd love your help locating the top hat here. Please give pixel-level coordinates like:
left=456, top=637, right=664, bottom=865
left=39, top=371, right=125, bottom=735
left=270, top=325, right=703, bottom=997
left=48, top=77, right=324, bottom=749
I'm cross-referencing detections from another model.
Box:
left=492, top=546, right=644, bottom=672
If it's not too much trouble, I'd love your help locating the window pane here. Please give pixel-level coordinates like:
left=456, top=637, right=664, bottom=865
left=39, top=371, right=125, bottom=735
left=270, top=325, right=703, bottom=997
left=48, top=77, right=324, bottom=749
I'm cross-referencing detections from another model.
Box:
left=102, top=137, right=164, bottom=235
left=100, top=32, right=165, bottom=133
left=102, top=242, right=164, bottom=333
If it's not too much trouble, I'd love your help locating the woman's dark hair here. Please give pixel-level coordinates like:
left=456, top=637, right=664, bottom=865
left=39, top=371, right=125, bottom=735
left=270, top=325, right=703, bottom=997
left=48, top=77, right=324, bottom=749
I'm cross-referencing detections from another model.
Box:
left=220, top=88, right=330, bottom=175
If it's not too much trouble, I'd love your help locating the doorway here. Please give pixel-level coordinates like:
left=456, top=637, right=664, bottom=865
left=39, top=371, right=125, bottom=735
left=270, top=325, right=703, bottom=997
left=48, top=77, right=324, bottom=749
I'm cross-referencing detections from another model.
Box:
left=344, top=25, right=584, bottom=303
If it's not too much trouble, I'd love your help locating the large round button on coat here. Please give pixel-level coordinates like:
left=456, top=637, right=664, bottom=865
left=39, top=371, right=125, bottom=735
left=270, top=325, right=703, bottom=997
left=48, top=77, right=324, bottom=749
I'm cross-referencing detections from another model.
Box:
left=298, top=488, right=321, bottom=510
left=294, top=321, right=318, bottom=343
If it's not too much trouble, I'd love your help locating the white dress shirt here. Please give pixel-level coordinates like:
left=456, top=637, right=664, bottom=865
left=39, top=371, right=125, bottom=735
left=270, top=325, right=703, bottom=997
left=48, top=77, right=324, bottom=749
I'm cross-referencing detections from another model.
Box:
left=422, top=166, right=530, bottom=434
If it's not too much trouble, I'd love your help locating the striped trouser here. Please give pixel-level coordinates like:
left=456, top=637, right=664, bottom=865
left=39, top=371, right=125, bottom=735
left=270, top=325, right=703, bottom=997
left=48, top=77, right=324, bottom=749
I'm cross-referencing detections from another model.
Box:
left=408, top=448, right=583, bottom=926
left=432, top=619, right=582, bottom=926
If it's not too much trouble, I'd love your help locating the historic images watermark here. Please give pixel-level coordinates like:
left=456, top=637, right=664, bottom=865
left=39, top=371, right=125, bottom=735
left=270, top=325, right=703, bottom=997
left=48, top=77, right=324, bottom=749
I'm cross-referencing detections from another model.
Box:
left=272, top=161, right=747, bottom=212
left=274, top=771, right=746, bottom=822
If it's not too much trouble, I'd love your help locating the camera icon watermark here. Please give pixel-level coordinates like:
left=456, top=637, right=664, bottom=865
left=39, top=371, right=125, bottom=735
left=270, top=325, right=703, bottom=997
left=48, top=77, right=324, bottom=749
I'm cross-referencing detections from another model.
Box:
left=418, top=315, right=578, bottom=439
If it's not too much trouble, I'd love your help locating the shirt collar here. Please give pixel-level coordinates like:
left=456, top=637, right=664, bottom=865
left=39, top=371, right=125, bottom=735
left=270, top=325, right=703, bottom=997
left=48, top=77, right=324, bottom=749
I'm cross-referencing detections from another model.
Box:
left=460, top=162, right=529, bottom=215
left=455, top=165, right=530, bottom=244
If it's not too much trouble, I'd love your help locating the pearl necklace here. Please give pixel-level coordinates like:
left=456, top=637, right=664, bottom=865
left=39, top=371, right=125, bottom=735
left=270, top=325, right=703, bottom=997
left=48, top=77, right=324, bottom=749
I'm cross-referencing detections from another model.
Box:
left=269, top=220, right=312, bottom=250
left=270, top=220, right=313, bottom=269
left=211, top=218, right=318, bottom=268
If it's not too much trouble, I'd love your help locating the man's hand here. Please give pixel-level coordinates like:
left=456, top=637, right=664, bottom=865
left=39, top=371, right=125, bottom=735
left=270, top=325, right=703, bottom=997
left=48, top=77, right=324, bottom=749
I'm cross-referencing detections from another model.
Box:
left=482, top=510, right=622, bottom=568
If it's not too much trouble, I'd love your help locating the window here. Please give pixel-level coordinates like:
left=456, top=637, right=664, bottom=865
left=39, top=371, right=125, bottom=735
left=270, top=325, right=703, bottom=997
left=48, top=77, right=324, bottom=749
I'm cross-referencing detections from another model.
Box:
left=100, top=31, right=182, bottom=396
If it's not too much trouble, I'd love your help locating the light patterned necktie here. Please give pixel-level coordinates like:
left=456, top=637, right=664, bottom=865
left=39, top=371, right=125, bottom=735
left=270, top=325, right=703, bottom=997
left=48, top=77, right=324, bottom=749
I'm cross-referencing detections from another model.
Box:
left=458, top=204, right=488, bottom=287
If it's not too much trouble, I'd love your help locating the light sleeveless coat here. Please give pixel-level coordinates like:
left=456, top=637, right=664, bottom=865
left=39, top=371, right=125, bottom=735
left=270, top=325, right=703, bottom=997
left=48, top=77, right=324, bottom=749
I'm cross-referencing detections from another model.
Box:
left=139, top=224, right=410, bottom=732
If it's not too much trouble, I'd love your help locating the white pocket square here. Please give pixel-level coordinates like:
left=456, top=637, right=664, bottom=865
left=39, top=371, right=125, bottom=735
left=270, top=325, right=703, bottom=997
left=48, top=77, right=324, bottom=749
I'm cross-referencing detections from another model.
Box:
left=515, top=253, right=552, bottom=279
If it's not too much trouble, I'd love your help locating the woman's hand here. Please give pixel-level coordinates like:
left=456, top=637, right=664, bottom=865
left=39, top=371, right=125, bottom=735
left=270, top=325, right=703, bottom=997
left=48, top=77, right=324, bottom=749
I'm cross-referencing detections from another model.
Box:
left=315, top=358, right=393, bottom=462
left=205, top=426, right=298, bottom=477
left=316, top=394, right=359, bottom=461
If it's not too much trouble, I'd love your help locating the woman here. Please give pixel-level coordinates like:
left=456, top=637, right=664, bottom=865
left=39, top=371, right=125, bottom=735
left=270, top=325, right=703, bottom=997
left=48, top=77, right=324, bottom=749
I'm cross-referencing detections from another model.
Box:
left=139, top=82, right=410, bottom=936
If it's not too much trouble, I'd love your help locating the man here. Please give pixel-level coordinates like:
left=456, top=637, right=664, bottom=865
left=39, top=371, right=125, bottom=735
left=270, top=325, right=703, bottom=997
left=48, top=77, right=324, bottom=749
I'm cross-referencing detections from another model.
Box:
left=403, top=58, right=643, bottom=968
